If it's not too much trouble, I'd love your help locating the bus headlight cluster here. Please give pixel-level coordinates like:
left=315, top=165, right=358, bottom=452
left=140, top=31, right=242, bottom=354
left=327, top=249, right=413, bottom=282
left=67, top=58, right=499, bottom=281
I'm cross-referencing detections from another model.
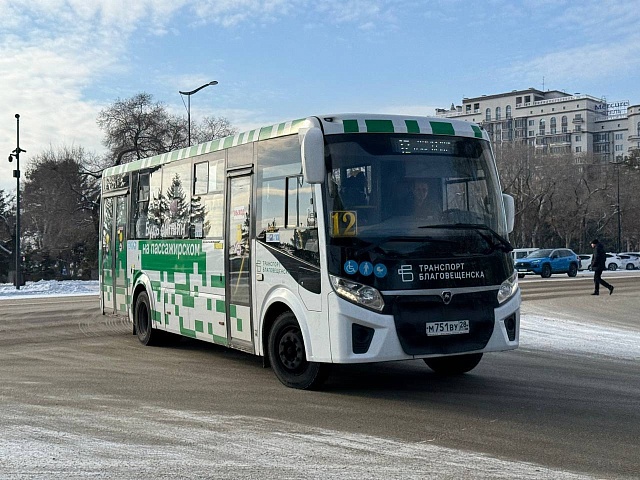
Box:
left=330, top=275, right=385, bottom=312
left=497, top=271, right=518, bottom=304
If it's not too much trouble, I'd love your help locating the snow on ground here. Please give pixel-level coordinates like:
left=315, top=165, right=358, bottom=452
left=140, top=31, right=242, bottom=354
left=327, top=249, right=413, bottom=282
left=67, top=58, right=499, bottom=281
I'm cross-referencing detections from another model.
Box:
left=0, top=280, right=99, bottom=298
left=0, top=404, right=598, bottom=480
left=520, top=313, right=640, bottom=361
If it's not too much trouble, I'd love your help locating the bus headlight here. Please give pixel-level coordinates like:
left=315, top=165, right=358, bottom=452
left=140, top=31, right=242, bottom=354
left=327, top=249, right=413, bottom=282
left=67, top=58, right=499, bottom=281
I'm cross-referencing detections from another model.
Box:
left=497, top=271, right=518, bottom=304
left=330, top=275, right=385, bottom=312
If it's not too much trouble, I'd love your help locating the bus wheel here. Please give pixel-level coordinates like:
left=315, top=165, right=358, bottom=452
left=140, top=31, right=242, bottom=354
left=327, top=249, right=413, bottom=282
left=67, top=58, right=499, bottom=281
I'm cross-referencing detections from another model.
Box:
left=424, top=353, right=483, bottom=375
left=134, top=291, right=161, bottom=346
left=268, top=311, right=328, bottom=390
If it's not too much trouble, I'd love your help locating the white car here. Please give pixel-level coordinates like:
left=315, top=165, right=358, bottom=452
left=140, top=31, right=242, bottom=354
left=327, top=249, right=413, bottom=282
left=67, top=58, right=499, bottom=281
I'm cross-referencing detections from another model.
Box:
left=618, top=254, right=640, bottom=270
left=577, top=254, right=592, bottom=271
left=605, top=253, right=622, bottom=271
left=511, top=248, right=538, bottom=264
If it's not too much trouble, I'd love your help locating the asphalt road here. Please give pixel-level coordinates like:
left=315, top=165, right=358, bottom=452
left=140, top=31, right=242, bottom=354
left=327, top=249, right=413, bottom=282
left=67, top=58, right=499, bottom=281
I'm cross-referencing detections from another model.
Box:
left=1, top=275, right=639, bottom=479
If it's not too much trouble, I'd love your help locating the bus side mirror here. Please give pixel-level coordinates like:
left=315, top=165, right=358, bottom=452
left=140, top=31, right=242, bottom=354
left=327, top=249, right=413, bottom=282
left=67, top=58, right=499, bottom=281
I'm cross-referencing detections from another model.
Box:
left=503, top=193, right=515, bottom=233
left=300, top=127, right=326, bottom=184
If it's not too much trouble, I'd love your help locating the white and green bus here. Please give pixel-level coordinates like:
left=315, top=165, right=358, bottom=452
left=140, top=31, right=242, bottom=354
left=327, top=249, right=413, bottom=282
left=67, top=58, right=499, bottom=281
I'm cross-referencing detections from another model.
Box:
left=100, top=114, right=520, bottom=389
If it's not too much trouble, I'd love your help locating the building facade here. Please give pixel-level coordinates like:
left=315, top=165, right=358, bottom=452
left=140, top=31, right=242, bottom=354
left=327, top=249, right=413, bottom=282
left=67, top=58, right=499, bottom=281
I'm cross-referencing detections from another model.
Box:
left=436, top=88, right=640, bottom=162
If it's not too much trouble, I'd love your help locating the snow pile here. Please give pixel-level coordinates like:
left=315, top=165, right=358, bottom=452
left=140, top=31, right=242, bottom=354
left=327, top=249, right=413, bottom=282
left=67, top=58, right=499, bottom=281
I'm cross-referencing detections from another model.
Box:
left=0, top=280, right=99, bottom=299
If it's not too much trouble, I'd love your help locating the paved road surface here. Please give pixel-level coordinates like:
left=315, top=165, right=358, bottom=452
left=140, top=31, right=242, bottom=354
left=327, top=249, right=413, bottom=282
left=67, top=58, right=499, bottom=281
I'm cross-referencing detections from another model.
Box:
left=0, top=276, right=638, bottom=479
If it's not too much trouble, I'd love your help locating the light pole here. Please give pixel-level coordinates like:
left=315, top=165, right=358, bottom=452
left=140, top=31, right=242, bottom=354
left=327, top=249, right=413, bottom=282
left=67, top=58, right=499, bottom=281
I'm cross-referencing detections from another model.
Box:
left=8, top=114, right=25, bottom=289
left=179, top=80, right=218, bottom=146
left=610, top=159, right=622, bottom=252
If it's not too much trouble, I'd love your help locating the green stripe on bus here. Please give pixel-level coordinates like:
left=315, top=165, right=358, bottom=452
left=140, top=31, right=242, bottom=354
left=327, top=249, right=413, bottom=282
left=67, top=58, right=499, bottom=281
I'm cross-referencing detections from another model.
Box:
left=223, top=136, right=234, bottom=149
left=290, top=118, right=305, bottom=130
left=343, top=120, right=359, bottom=133
left=259, top=126, right=273, bottom=141
left=471, top=125, right=483, bottom=138
left=429, top=121, right=455, bottom=136
left=405, top=120, right=420, bottom=134
left=365, top=120, right=394, bottom=133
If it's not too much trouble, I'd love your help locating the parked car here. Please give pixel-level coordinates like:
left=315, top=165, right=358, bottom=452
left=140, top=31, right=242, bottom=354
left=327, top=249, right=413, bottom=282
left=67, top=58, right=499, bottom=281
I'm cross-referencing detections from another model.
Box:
left=605, top=253, right=622, bottom=271
left=511, top=247, right=538, bottom=264
left=618, top=254, right=640, bottom=270
left=514, top=248, right=579, bottom=278
left=577, top=254, right=592, bottom=271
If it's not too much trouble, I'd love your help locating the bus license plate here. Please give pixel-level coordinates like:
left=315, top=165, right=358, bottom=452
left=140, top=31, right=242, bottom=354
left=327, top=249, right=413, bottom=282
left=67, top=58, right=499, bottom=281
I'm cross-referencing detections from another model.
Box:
left=426, top=320, right=470, bottom=336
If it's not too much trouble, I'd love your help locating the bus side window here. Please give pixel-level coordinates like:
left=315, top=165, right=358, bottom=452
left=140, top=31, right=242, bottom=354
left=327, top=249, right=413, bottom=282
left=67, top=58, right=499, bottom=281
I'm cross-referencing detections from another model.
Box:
left=158, top=161, right=191, bottom=239
left=257, top=136, right=319, bottom=266
left=131, top=171, right=150, bottom=239
left=192, top=157, right=224, bottom=239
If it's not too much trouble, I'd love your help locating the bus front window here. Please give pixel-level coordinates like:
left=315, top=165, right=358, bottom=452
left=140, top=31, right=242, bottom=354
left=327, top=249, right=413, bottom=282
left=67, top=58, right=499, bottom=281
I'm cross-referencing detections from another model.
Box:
left=324, top=133, right=508, bottom=257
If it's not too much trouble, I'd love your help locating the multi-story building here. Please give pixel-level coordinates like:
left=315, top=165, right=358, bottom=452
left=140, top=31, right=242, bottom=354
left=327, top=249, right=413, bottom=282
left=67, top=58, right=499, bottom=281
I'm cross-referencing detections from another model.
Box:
left=436, top=88, right=640, bottom=162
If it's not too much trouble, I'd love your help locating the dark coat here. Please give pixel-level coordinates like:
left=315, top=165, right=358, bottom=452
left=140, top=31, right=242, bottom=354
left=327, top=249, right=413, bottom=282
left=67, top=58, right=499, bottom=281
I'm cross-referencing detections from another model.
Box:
left=591, top=242, right=607, bottom=271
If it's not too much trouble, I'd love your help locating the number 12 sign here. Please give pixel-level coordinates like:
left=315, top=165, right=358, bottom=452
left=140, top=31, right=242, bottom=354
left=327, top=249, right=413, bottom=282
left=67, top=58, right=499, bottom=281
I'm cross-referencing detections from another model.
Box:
left=330, top=211, right=357, bottom=237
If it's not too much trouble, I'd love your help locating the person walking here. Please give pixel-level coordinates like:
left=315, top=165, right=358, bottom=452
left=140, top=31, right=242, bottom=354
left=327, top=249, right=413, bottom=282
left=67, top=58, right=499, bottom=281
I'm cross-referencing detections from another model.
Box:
left=590, top=239, right=614, bottom=295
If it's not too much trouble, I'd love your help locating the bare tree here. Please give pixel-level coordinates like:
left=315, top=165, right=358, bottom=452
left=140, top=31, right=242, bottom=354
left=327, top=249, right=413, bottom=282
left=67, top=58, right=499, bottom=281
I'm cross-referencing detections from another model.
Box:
left=97, top=93, right=185, bottom=165
left=97, top=93, right=237, bottom=166
left=192, top=116, right=238, bottom=144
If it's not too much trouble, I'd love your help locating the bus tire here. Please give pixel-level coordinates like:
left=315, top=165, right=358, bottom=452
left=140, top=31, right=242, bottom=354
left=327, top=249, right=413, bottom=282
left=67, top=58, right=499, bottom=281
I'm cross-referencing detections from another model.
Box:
left=268, top=311, right=328, bottom=390
left=134, top=291, right=162, bottom=346
left=423, top=353, right=483, bottom=375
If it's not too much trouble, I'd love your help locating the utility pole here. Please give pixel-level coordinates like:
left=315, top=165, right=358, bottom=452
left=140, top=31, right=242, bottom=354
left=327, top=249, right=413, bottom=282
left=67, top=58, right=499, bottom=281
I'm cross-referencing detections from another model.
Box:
left=610, top=159, right=623, bottom=252
left=8, top=114, right=26, bottom=289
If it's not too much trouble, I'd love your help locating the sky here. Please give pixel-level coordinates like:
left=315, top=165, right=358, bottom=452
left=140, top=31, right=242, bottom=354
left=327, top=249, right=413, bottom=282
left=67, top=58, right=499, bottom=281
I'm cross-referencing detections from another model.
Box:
left=2, top=0, right=640, bottom=193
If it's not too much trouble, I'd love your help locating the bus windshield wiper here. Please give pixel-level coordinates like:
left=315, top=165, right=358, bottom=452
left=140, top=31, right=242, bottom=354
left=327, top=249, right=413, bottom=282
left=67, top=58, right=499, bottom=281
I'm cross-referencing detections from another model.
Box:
left=420, top=224, right=513, bottom=253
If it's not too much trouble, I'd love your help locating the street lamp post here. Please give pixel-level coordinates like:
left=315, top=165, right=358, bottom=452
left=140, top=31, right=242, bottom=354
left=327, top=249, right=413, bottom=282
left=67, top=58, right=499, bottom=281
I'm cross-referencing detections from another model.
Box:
left=610, top=160, right=623, bottom=252
left=179, top=80, right=218, bottom=146
left=8, top=114, right=25, bottom=289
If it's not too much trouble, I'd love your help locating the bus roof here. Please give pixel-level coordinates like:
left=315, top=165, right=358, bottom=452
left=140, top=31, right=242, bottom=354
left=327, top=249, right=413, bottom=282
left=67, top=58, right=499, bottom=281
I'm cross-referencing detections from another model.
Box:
left=102, top=114, right=488, bottom=178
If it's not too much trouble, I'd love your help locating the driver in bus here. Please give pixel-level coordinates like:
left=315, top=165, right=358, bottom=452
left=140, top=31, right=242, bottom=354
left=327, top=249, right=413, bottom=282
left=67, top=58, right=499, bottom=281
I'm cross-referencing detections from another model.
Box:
left=411, top=179, right=440, bottom=219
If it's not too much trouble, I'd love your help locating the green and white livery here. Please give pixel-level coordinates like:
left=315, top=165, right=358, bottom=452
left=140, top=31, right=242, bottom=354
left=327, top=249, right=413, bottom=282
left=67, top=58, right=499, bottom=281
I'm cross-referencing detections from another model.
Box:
left=100, top=114, right=520, bottom=389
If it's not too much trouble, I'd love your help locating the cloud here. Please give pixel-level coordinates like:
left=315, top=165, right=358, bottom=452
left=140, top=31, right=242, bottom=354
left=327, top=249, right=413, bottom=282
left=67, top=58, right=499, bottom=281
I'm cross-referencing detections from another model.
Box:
left=0, top=0, right=403, bottom=192
left=502, top=34, right=640, bottom=87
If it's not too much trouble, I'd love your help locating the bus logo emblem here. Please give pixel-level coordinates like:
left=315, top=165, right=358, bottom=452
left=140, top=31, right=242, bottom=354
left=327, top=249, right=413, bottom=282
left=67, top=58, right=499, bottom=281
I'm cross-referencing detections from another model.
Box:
left=440, top=291, right=453, bottom=305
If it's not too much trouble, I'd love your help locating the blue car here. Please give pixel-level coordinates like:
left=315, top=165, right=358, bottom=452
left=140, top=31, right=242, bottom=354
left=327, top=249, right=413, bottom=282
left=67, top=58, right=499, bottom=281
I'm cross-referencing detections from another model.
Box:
left=515, top=248, right=579, bottom=278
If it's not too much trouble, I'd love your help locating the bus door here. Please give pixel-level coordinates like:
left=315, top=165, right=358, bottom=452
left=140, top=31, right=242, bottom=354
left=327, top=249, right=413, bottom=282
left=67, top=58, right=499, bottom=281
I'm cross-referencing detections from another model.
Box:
left=101, top=193, right=128, bottom=314
left=225, top=172, right=254, bottom=351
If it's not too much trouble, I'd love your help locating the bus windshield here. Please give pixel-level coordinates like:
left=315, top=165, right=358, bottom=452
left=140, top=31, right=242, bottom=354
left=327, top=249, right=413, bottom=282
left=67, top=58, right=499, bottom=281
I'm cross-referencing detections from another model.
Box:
left=324, top=133, right=508, bottom=256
